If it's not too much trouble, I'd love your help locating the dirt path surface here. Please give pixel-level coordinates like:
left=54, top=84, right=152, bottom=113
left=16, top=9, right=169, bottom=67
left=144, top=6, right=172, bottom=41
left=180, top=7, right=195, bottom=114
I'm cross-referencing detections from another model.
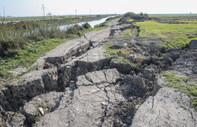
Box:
left=33, top=25, right=111, bottom=68
left=0, top=19, right=197, bottom=127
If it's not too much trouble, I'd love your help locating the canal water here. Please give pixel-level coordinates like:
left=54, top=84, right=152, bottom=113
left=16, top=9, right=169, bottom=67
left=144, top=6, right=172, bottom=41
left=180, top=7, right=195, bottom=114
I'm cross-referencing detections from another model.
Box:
left=58, top=17, right=110, bottom=31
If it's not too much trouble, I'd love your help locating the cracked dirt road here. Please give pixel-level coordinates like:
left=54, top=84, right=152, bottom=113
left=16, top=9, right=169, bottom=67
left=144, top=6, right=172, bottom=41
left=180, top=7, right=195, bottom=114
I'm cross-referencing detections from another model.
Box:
left=1, top=18, right=197, bottom=127
left=34, top=69, right=125, bottom=127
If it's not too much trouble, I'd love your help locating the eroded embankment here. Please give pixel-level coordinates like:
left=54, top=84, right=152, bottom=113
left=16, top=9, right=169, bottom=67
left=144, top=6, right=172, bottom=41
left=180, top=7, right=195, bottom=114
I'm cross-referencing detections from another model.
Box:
left=0, top=20, right=196, bottom=127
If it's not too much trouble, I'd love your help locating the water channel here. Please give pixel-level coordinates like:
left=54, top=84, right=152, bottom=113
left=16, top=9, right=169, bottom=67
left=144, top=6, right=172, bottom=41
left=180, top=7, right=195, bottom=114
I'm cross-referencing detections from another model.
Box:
left=58, top=17, right=110, bottom=31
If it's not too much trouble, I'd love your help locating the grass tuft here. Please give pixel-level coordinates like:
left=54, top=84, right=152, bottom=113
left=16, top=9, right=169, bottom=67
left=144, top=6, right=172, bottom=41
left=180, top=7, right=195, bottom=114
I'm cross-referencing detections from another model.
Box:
left=121, top=29, right=135, bottom=39
left=162, top=72, right=197, bottom=108
left=0, top=39, right=66, bottom=79
left=162, top=72, right=182, bottom=84
left=103, top=42, right=136, bottom=69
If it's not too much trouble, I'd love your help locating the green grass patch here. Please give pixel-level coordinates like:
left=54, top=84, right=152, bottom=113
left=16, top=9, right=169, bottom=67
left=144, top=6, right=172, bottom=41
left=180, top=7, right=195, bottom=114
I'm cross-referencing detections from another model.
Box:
left=104, top=43, right=129, bottom=57
left=162, top=72, right=197, bottom=108
left=128, top=19, right=134, bottom=22
left=136, top=20, right=197, bottom=48
left=121, top=29, right=136, bottom=39
left=193, top=97, right=197, bottom=107
left=0, top=20, right=97, bottom=79
left=35, top=112, right=42, bottom=121
left=187, top=86, right=197, bottom=96
left=103, top=42, right=136, bottom=69
left=94, top=21, right=109, bottom=31
left=162, top=72, right=182, bottom=84
left=121, top=29, right=132, bottom=39
left=38, top=104, right=46, bottom=109
left=0, top=39, right=66, bottom=78
left=187, top=86, right=197, bottom=107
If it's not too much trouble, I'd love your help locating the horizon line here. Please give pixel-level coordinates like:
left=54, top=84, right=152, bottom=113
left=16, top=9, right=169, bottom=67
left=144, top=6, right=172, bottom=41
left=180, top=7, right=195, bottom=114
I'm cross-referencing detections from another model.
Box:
left=2, top=13, right=197, bottom=18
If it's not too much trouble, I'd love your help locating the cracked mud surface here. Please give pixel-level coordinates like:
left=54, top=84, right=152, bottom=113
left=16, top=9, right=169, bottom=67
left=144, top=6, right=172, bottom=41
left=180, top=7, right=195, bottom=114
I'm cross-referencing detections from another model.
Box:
left=35, top=69, right=125, bottom=127
left=1, top=19, right=197, bottom=127
left=132, top=87, right=197, bottom=127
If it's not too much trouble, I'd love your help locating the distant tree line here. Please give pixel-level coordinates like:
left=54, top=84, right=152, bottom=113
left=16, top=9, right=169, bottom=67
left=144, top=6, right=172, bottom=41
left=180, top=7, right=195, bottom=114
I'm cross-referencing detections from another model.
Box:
left=123, top=12, right=149, bottom=20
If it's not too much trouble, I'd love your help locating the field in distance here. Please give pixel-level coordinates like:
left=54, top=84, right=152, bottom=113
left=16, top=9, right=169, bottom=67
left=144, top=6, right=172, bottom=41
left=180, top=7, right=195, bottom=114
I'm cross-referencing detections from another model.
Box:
left=136, top=14, right=197, bottom=48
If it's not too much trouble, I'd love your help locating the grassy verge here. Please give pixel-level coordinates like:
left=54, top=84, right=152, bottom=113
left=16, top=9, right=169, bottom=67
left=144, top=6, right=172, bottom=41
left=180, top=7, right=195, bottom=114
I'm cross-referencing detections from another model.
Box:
left=103, top=42, right=136, bottom=68
left=135, top=20, right=197, bottom=48
left=161, top=72, right=197, bottom=108
left=0, top=39, right=66, bottom=77
left=0, top=25, right=90, bottom=78
left=94, top=20, right=109, bottom=31
left=0, top=22, right=94, bottom=78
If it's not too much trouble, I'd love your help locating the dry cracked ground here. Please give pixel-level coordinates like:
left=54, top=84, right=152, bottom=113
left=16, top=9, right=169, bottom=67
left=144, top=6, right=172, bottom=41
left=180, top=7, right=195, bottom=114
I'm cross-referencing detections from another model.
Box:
left=0, top=19, right=197, bottom=127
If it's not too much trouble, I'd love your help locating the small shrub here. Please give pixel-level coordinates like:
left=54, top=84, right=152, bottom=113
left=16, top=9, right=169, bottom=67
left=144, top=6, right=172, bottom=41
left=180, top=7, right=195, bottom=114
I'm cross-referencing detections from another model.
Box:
left=66, top=24, right=83, bottom=35
left=82, top=22, right=91, bottom=29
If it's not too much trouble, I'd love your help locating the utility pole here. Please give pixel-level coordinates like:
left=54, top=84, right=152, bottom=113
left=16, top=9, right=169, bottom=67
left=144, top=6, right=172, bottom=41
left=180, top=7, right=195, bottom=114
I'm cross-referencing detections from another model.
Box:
left=75, top=9, right=77, bottom=17
left=3, top=7, right=5, bottom=21
left=42, top=4, right=45, bottom=17
left=90, top=9, right=91, bottom=17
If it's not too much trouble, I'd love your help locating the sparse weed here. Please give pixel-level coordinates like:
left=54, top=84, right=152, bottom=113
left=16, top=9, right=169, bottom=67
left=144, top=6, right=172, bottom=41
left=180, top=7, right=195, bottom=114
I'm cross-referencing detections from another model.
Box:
left=35, top=112, right=42, bottom=121
left=162, top=72, right=197, bottom=108
left=103, top=42, right=136, bottom=69
left=39, top=104, right=46, bottom=108
left=162, top=72, right=182, bottom=84
left=121, top=29, right=133, bottom=39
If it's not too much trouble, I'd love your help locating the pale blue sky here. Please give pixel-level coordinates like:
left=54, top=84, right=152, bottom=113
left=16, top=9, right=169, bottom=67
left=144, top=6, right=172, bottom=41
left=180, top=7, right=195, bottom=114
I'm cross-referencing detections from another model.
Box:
left=0, top=0, right=196, bottom=17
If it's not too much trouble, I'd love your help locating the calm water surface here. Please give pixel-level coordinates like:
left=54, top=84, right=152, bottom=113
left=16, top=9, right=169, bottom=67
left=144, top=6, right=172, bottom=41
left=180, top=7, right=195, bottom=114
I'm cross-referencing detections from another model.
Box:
left=58, top=17, right=110, bottom=31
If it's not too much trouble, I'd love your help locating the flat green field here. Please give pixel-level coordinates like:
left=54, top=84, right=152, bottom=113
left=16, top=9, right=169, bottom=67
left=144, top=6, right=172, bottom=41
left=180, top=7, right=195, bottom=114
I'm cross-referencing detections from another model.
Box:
left=0, top=16, right=63, bottom=21
left=0, top=15, right=105, bottom=21
left=136, top=15, right=197, bottom=48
